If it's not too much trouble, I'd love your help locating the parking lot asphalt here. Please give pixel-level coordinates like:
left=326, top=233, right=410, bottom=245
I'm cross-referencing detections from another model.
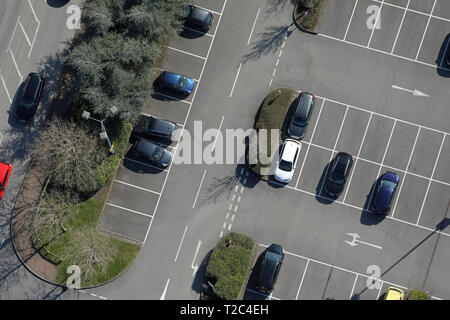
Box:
left=59, top=0, right=450, bottom=300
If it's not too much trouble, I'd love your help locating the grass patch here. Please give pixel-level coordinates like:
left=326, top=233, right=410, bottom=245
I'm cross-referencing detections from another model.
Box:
left=294, top=0, right=325, bottom=32
left=205, top=233, right=255, bottom=300
left=408, top=290, right=430, bottom=300
left=251, top=88, right=297, bottom=176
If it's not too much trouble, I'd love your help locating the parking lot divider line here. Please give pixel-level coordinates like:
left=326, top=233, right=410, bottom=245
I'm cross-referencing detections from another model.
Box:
left=192, top=169, right=207, bottom=209
left=372, top=0, right=450, bottom=23
left=166, top=45, right=206, bottom=60
left=18, top=20, right=32, bottom=47
left=391, top=0, right=410, bottom=54
left=295, top=259, right=310, bottom=300
left=342, top=113, right=373, bottom=203
left=376, top=281, right=384, bottom=299
left=390, top=127, right=421, bottom=219
left=415, top=0, right=437, bottom=61
left=27, top=0, right=39, bottom=24
left=367, top=0, right=384, bottom=48
left=114, top=179, right=161, bottom=195
left=194, top=5, right=221, bottom=17
left=143, top=0, right=229, bottom=244
left=7, top=16, right=20, bottom=52
left=343, top=0, right=359, bottom=41
left=174, top=225, right=188, bottom=262
left=416, top=134, right=446, bottom=225
left=0, top=73, right=12, bottom=103
left=9, top=50, right=22, bottom=78
left=229, top=64, right=242, bottom=98
left=106, top=202, right=153, bottom=218
left=153, top=92, right=192, bottom=104
left=247, top=8, right=260, bottom=46
left=349, top=274, right=359, bottom=300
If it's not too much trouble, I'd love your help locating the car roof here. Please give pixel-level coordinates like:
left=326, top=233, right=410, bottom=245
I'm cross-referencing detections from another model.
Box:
left=136, top=138, right=157, bottom=155
left=281, top=140, right=300, bottom=162
left=375, top=185, right=393, bottom=210
left=23, top=73, right=42, bottom=100
left=163, top=71, right=181, bottom=85
left=294, top=93, right=314, bottom=118
left=147, top=117, right=175, bottom=133
left=260, top=251, right=282, bottom=287
left=333, top=152, right=352, bottom=175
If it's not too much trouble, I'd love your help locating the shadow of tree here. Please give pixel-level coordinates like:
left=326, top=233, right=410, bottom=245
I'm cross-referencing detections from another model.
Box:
left=262, top=0, right=299, bottom=20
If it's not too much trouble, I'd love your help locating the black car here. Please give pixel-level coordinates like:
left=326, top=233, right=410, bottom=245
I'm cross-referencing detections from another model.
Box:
left=371, top=171, right=400, bottom=215
left=324, top=152, right=354, bottom=197
left=255, top=244, right=284, bottom=294
left=131, top=138, right=172, bottom=168
left=133, top=115, right=177, bottom=142
left=184, top=4, right=214, bottom=31
left=287, top=92, right=315, bottom=140
left=445, top=41, right=450, bottom=68
left=15, top=72, right=44, bottom=123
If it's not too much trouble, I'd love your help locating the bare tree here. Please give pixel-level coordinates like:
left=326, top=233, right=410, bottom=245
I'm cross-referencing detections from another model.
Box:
left=62, top=227, right=119, bottom=281
left=31, top=117, right=106, bottom=195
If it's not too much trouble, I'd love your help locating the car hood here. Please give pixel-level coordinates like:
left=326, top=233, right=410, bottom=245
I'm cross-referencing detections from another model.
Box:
left=325, top=179, right=344, bottom=196
left=191, top=7, right=210, bottom=22
left=288, top=123, right=307, bottom=139
left=274, top=166, right=292, bottom=183
left=160, top=149, right=172, bottom=167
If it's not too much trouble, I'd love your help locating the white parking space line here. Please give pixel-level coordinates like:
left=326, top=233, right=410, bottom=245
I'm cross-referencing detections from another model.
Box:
left=9, top=50, right=22, bottom=79
left=344, top=0, right=358, bottom=41
left=142, top=0, right=229, bottom=244
left=7, top=17, right=20, bottom=52
left=27, top=0, right=39, bottom=23
left=415, top=0, right=437, bottom=61
left=372, top=0, right=450, bottom=23
left=193, top=4, right=221, bottom=17
left=114, top=179, right=161, bottom=195
left=28, top=20, right=40, bottom=58
left=349, top=274, right=359, bottom=299
left=342, top=113, right=373, bottom=203
left=416, top=134, right=446, bottom=225
left=376, top=282, right=384, bottom=300
left=123, top=157, right=169, bottom=173
left=192, top=169, right=207, bottom=209
left=391, top=0, right=410, bottom=54
left=247, top=8, right=260, bottom=46
left=229, top=63, right=242, bottom=98
left=367, top=0, right=384, bottom=48
left=0, top=72, right=12, bottom=103
left=18, top=20, right=32, bottom=47
left=0, top=134, right=3, bottom=146
left=390, top=127, right=421, bottom=218
left=106, top=203, right=153, bottom=218
left=166, top=46, right=206, bottom=60
left=295, top=259, right=310, bottom=300
left=212, top=115, right=225, bottom=151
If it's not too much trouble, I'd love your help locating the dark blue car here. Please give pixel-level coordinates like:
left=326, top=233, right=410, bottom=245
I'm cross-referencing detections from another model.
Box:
left=158, top=71, right=195, bottom=95
left=371, top=172, right=399, bottom=215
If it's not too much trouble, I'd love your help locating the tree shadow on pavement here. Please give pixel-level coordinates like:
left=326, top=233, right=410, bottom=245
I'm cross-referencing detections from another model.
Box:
left=262, top=0, right=299, bottom=20
left=241, top=23, right=297, bottom=65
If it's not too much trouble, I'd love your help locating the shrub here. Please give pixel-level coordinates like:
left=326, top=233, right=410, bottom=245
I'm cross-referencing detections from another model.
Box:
left=408, top=290, right=430, bottom=300
left=205, top=233, right=255, bottom=300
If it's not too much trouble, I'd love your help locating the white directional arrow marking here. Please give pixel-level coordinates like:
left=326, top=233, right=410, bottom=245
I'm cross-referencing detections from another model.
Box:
left=392, top=85, right=429, bottom=97
left=345, top=233, right=383, bottom=250
left=191, top=240, right=202, bottom=277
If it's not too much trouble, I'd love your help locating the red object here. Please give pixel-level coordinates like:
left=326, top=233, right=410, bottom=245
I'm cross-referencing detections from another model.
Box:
left=0, top=162, right=12, bottom=200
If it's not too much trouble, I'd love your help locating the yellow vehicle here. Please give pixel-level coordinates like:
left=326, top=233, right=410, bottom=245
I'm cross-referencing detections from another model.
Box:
left=385, top=287, right=405, bottom=300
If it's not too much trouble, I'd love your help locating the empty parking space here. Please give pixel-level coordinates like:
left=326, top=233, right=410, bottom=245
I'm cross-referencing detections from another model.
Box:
left=319, top=0, right=356, bottom=40
left=321, top=267, right=357, bottom=300
left=383, top=122, right=419, bottom=171
left=115, top=161, right=167, bottom=194
left=142, top=98, right=190, bottom=125
left=192, top=0, right=224, bottom=16
left=416, top=17, right=450, bottom=66
left=171, top=30, right=212, bottom=58
left=369, top=5, right=404, bottom=52
left=161, top=46, right=204, bottom=80
left=392, top=11, right=428, bottom=59
left=407, top=129, right=444, bottom=178
left=99, top=205, right=152, bottom=243
left=350, top=275, right=381, bottom=300
left=270, top=253, right=308, bottom=300
left=310, top=101, right=346, bottom=150
left=433, top=135, right=450, bottom=184
left=345, top=159, right=380, bottom=209
left=417, top=182, right=450, bottom=229
left=296, top=146, right=332, bottom=194
left=335, top=108, right=371, bottom=156
left=408, top=0, right=435, bottom=14
left=107, top=180, right=159, bottom=216
left=344, top=0, right=375, bottom=46
left=359, top=115, right=395, bottom=164
left=296, top=261, right=333, bottom=300
left=392, top=174, right=428, bottom=223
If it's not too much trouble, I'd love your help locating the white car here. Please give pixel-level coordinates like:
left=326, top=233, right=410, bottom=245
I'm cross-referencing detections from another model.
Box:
left=274, top=139, right=301, bottom=183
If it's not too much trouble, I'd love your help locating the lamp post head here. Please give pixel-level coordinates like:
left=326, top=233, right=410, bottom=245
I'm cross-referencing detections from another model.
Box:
left=99, top=131, right=108, bottom=140
left=82, top=111, right=91, bottom=120
left=109, top=105, right=119, bottom=116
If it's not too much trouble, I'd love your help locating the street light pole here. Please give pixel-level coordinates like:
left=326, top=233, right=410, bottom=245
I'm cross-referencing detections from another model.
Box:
left=81, top=106, right=118, bottom=155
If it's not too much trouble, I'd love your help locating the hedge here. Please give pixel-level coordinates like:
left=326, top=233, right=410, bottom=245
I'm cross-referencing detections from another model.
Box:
left=205, top=233, right=255, bottom=300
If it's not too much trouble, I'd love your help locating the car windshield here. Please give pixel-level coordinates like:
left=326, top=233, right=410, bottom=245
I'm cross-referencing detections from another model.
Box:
left=380, top=180, right=396, bottom=190
left=279, top=159, right=292, bottom=171
left=150, top=146, right=164, bottom=162
left=330, top=174, right=344, bottom=184
left=204, top=13, right=213, bottom=24
left=177, top=77, right=187, bottom=90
